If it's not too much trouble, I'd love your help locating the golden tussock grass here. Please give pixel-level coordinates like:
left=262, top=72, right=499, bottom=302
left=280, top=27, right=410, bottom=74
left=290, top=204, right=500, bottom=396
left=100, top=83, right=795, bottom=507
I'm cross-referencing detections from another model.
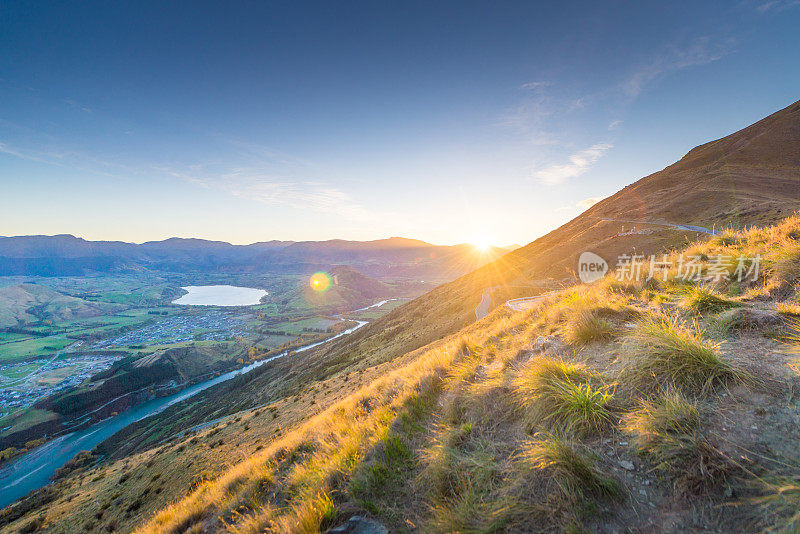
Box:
left=619, top=313, right=744, bottom=395
left=515, top=432, right=621, bottom=503
left=513, top=356, right=617, bottom=436
left=136, top=307, right=533, bottom=534
left=623, top=390, right=736, bottom=494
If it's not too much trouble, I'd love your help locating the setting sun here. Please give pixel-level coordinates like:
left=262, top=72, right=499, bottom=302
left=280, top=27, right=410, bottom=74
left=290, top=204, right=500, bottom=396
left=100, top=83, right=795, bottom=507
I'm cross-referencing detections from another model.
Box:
left=471, top=235, right=494, bottom=252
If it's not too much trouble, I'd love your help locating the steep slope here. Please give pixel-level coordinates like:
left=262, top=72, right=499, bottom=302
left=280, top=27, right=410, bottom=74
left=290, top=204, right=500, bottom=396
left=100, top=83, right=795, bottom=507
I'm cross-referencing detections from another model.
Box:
left=343, top=98, right=800, bottom=349
left=501, top=98, right=800, bottom=284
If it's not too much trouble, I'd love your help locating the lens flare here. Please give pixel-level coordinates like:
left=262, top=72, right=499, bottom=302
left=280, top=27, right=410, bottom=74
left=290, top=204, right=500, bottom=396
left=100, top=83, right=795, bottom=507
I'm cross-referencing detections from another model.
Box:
left=309, top=271, right=332, bottom=292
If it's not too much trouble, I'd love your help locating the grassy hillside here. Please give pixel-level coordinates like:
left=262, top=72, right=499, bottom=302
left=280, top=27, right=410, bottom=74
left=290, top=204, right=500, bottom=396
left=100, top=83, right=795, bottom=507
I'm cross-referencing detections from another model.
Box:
left=0, top=283, right=123, bottom=328
left=5, top=214, right=800, bottom=533
left=285, top=266, right=394, bottom=312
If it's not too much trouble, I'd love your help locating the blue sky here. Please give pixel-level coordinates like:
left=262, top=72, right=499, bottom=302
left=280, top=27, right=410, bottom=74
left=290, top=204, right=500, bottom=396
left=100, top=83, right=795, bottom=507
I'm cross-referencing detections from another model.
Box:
left=1, top=1, right=798, bottom=245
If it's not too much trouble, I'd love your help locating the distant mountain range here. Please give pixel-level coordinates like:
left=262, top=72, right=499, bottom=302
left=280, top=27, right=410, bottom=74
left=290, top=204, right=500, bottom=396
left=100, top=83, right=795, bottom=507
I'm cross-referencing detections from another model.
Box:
left=0, top=235, right=519, bottom=279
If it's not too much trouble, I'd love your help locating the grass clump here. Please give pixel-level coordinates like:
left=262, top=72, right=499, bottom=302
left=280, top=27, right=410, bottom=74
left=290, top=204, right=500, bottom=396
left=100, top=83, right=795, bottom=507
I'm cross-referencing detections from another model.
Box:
left=682, top=285, right=741, bottom=314
left=421, top=420, right=510, bottom=533
left=424, top=467, right=513, bottom=534
left=564, top=310, right=618, bottom=344
left=623, top=389, right=702, bottom=448
left=769, top=242, right=800, bottom=286
left=624, top=390, right=734, bottom=493
left=620, top=314, right=741, bottom=394
left=777, top=302, right=800, bottom=318
left=752, top=476, right=800, bottom=533
left=513, top=357, right=616, bottom=436
left=420, top=421, right=476, bottom=498
left=270, top=491, right=337, bottom=534
left=349, top=432, right=412, bottom=513
left=518, top=432, right=621, bottom=502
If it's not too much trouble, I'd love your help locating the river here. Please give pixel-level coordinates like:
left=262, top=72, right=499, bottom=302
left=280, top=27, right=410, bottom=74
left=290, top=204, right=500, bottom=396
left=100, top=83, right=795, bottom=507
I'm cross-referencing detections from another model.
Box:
left=0, top=319, right=367, bottom=509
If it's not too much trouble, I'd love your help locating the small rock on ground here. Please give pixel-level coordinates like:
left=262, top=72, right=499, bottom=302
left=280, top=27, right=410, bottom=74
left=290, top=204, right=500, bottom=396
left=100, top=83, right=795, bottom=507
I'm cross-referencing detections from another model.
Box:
left=619, top=460, right=635, bottom=471
left=328, top=516, right=388, bottom=534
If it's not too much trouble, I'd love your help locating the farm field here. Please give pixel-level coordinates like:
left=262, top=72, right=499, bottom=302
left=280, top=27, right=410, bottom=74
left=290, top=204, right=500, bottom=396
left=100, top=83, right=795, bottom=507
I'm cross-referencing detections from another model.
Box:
left=0, top=337, right=72, bottom=363
left=344, top=297, right=410, bottom=320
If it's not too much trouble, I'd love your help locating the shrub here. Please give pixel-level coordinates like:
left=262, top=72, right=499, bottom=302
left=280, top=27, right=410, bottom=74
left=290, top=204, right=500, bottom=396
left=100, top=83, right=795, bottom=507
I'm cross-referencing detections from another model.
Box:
left=620, top=314, right=741, bottom=394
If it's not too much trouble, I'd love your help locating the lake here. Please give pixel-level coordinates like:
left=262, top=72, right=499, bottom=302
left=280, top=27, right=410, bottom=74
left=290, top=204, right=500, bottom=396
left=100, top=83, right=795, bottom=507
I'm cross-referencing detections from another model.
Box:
left=172, top=285, right=268, bottom=306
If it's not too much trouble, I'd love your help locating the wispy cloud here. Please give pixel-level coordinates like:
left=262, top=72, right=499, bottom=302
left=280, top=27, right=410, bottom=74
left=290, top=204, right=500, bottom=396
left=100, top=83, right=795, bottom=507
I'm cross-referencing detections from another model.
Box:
left=163, top=165, right=370, bottom=221
left=502, top=83, right=591, bottom=146
left=224, top=176, right=369, bottom=220
left=0, top=141, right=41, bottom=162
left=533, top=143, right=613, bottom=185
left=63, top=99, right=93, bottom=113
left=0, top=141, right=75, bottom=164
left=520, top=81, right=552, bottom=90
left=746, top=0, right=800, bottom=13
left=577, top=196, right=603, bottom=209
left=622, top=37, right=733, bottom=97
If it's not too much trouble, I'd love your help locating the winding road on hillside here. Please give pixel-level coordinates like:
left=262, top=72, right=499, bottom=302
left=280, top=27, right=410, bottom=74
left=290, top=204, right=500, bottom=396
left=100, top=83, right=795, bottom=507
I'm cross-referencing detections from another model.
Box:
left=474, top=290, right=558, bottom=319
left=600, top=218, right=722, bottom=236
left=474, top=288, right=493, bottom=320
left=506, top=292, right=559, bottom=312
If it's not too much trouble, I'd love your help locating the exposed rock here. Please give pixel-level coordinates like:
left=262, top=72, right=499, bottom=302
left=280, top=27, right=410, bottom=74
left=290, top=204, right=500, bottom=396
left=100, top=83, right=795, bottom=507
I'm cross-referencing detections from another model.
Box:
left=619, top=460, right=635, bottom=471
left=717, top=307, right=785, bottom=330
left=328, top=516, right=388, bottom=534
left=528, top=335, right=565, bottom=354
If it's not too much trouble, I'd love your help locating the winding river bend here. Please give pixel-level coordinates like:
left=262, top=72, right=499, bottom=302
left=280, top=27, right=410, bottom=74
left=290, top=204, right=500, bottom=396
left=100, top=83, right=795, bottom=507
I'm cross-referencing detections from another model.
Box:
left=0, top=319, right=368, bottom=509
